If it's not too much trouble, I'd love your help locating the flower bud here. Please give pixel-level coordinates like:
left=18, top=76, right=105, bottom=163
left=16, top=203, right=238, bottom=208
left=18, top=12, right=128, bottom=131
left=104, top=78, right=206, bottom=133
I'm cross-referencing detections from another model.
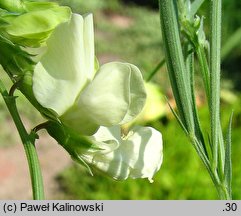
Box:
left=0, top=1, right=71, bottom=47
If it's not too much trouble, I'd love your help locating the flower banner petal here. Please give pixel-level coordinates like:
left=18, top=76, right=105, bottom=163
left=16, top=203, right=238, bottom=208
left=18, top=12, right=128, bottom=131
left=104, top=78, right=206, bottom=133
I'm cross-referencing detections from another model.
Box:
left=33, top=13, right=91, bottom=115
left=83, top=13, right=95, bottom=80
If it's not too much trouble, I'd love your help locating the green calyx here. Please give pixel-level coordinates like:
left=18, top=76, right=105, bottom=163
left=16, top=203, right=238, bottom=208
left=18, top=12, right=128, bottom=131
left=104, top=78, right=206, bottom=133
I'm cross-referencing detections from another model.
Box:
left=0, top=35, right=34, bottom=77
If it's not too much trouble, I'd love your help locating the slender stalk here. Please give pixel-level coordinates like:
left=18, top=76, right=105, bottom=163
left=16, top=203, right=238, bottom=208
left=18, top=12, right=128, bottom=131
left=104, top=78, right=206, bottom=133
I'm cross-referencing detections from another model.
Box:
left=210, top=0, right=222, bottom=171
left=0, top=80, right=44, bottom=200
left=145, top=58, right=165, bottom=82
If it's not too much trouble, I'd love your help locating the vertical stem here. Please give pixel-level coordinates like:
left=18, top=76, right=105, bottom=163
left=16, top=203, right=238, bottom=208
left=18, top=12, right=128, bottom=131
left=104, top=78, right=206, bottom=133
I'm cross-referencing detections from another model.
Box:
left=0, top=80, right=45, bottom=200
left=23, top=138, right=45, bottom=200
left=210, top=0, right=222, bottom=171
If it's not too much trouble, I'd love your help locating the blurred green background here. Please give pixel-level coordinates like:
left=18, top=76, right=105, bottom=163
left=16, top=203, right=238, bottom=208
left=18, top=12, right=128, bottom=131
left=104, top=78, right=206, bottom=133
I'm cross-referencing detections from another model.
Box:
left=0, top=0, right=241, bottom=199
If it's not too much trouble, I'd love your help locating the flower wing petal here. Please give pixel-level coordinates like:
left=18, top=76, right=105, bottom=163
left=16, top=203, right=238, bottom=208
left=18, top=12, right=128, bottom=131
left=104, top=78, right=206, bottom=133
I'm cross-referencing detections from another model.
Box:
left=120, top=63, right=146, bottom=124
left=69, top=62, right=146, bottom=127
left=65, top=62, right=131, bottom=126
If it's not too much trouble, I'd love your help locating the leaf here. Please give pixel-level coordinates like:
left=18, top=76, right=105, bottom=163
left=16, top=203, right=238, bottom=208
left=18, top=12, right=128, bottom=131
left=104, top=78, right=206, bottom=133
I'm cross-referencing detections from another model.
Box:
left=159, top=0, right=195, bottom=133
left=190, top=0, right=205, bottom=17
left=166, top=99, right=188, bottom=135
left=145, top=58, right=165, bottom=82
left=224, top=111, right=233, bottom=198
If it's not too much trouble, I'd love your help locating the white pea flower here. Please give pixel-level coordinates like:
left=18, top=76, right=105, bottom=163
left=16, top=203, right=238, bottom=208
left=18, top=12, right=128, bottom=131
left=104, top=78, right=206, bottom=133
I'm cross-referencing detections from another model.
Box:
left=32, top=12, right=163, bottom=181
left=32, top=13, right=146, bottom=135
left=81, top=126, right=163, bottom=182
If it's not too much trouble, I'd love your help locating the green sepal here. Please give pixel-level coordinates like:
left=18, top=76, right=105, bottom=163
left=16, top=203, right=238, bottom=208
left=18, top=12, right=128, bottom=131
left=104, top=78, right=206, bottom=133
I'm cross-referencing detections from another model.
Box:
left=45, top=121, right=95, bottom=150
left=44, top=120, right=98, bottom=175
left=0, top=34, right=35, bottom=77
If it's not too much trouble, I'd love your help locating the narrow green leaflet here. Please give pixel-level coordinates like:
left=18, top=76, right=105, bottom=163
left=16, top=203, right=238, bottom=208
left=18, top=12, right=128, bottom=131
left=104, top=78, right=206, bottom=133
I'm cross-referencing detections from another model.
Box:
left=190, top=0, right=206, bottom=17
left=159, top=0, right=195, bottom=133
left=145, top=58, right=165, bottom=82
left=224, top=111, right=233, bottom=199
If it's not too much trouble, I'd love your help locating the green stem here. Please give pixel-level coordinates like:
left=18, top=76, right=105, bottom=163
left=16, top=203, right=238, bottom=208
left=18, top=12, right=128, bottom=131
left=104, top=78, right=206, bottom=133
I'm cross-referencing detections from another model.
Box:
left=0, top=80, right=44, bottom=200
left=209, top=0, right=230, bottom=199
left=210, top=0, right=222, bottom=171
